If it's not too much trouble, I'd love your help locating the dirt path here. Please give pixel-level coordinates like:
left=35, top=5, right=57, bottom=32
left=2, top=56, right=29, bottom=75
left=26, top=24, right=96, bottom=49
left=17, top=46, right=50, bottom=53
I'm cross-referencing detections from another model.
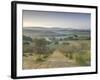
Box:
left=36, top=50, right=76, bottom=68
left=23, top=50, right=76, bottom=69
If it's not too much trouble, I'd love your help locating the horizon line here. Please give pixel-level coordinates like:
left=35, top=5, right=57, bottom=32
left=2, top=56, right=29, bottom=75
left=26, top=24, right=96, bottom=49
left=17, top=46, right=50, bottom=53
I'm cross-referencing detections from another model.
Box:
left=23, top=26, right=90, bottom=30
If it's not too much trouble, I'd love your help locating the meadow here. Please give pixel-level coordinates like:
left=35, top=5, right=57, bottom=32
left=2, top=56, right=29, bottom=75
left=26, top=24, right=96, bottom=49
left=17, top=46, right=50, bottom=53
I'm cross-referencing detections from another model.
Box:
left=22, top=27, right=91, bottom=69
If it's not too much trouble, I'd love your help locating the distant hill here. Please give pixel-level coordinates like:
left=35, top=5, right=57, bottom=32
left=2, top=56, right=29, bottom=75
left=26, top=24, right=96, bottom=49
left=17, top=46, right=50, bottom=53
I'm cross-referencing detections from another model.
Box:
left=23, top=27, right=90, bottom=38
left=23, top=27, right=90, bottom=31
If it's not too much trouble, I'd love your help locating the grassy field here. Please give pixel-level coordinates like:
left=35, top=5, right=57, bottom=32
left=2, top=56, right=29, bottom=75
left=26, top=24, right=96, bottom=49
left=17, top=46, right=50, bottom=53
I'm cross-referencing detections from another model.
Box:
left=22, top=27, right=91, bottom=69
left=22, top=39, right=91, bottom=69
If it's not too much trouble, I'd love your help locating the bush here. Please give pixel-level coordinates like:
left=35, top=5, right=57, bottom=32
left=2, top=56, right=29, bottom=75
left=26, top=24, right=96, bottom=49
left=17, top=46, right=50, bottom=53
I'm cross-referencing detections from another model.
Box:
left=62, top=42, right=70, bottom=45
left=23, top=44, right=33, bottom=53
left=35, top=57, right=45, bottom=62
left=23, top=35, right=32, bottom=42
left=23, top=53, right=28, bottom=57
left=54, top=41, right=59, bottom=45
left=32, top=38, right=55, bottom=61
left=33, top=38, right=55, bottom=54
left=33, top=39, right=49, bottom=54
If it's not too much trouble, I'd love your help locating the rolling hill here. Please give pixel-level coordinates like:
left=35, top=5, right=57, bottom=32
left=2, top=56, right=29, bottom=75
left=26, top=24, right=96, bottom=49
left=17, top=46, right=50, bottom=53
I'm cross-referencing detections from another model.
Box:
left=23, top=27, right=90, bottom=38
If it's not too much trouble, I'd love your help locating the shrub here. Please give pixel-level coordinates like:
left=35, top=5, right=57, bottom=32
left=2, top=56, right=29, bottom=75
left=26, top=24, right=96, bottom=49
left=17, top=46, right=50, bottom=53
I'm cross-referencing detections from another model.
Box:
left=23, top=35, right=32, bottom=42
left=23, top=53, right=28, bottom=57
left=32, top=38, right=55, bottom=61
left=35, top=57, right=45, bottom=62
left=33, top=38, right=55, bottom=54
left=23, top=44, right=33, bottom=53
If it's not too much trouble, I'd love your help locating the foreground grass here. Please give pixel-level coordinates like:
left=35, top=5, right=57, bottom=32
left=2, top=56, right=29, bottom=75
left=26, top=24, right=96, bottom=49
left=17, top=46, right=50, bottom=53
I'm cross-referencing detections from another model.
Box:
left=23, top=40, right=91, bottom=69
left=58, top=40, right=91, bottom=66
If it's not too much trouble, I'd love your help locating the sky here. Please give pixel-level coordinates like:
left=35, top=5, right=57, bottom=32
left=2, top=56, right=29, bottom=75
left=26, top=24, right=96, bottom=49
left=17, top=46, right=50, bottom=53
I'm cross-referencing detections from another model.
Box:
left=23, top=10, right=91, bottom=29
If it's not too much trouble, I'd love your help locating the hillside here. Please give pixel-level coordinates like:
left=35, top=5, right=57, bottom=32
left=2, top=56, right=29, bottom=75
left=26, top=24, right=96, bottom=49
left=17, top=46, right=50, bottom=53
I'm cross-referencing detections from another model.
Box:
left=23, top=27, right=90, bottom=38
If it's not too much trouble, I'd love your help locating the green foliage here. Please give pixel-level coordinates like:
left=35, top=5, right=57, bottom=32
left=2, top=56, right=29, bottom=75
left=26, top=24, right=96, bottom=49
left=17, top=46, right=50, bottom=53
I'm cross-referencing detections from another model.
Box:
left=54, top=41, right=59, bottom=45
left=35, top=57, right=45, bottom=62
left=23, top=35, right=33, bottom=54
left=62, top=34, right=90, bottom=40
left=23, top=53, right=28, bottom=57
left=23, top=35, right=32, bottom=42
left=23, top=41, right=30, bottom=45
left=75, top=52, right=90, bottom=66
left=33, top=38, right=50, bottom=54
left=23, top=44, right=33, bottom=53
left=73, top=34, right=78, bottom=38
left=23, top=38, right=55, bottom=62
left=31, top=38, right=55, bottom=61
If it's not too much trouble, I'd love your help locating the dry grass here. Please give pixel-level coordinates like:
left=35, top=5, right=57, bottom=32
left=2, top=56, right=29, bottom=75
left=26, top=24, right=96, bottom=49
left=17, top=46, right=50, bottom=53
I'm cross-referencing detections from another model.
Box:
left=22, top=40, right=91, bottom=69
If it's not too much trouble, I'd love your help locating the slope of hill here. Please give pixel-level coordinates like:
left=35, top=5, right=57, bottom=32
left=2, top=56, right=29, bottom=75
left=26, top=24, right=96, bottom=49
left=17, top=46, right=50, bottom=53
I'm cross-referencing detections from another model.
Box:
left=23, top=27, right=90, bottom=38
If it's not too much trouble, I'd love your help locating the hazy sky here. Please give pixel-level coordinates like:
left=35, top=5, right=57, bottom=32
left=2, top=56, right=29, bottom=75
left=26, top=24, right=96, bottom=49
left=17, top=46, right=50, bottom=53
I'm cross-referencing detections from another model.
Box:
left=23, top=10, right=91, bottom=29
